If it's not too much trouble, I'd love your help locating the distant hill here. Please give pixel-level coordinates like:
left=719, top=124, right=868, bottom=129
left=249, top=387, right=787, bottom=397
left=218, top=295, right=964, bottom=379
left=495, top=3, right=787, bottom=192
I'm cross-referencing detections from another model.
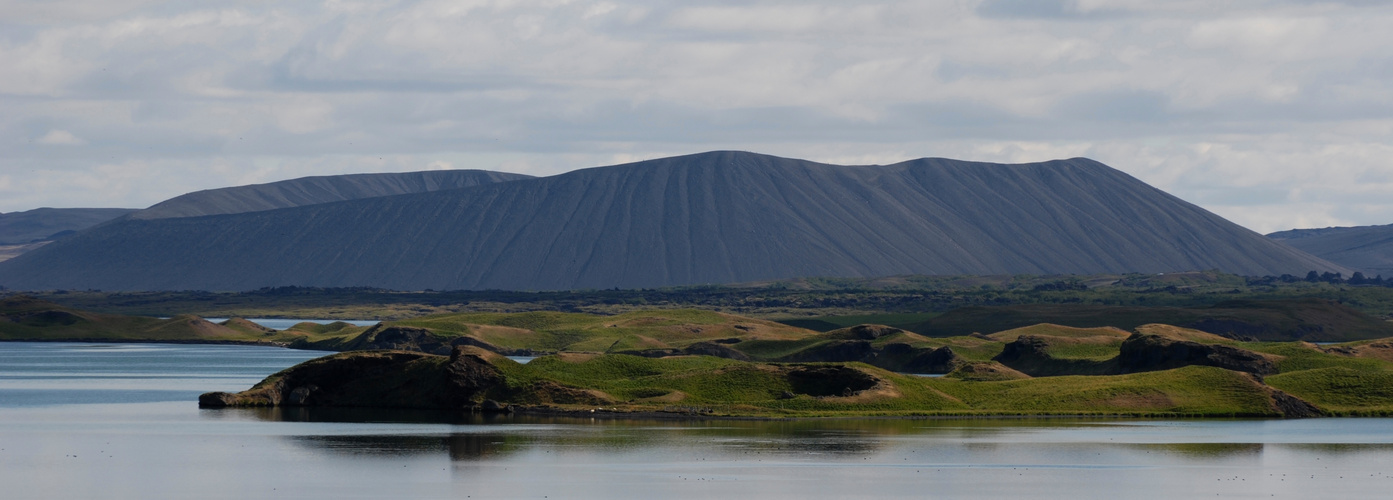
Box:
left=901, top=299, right=1393, bottom=342
left=0, top=151, right=1349, bottom=291
left=1269, top=224, right=1393, bottom=278
left=0, top=208, right=137, bottom=263
left=0, top=295, right=258, bottom=343
left=0, top=208, right=136, bottom=245
left=131, top=170, right=534, bottom=220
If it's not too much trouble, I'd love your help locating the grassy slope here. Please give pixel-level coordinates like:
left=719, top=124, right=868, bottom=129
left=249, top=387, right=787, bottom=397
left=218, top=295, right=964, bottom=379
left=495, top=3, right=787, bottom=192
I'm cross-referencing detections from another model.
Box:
left=498, top=345, right=1393, bottom=417
left=0, top=296, right=260, bottom=342
left=14, top=293, right=1393, bottom=417
left=905, top=298, right=1393, bottom=341
left=390, top=309, right=810, bottom=353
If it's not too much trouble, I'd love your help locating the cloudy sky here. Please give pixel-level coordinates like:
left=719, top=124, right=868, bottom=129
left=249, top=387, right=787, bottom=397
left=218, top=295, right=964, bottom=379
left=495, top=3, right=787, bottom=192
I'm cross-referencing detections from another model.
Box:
left=2, top=0, right=1390, bottom=233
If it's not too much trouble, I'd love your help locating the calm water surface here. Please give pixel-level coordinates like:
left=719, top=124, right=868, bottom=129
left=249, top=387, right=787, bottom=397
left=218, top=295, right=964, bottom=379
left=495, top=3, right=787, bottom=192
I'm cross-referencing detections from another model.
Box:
left=2, top=342, right=1392, bottom=499
left=201, top=318, right=380, bottom=330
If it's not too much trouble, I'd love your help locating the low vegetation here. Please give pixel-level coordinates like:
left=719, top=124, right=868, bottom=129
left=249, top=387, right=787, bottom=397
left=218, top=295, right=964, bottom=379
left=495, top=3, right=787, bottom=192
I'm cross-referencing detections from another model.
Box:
left=9, top=293, right=1393, bottom=418
left=10, top=271, right=1393, bottom=324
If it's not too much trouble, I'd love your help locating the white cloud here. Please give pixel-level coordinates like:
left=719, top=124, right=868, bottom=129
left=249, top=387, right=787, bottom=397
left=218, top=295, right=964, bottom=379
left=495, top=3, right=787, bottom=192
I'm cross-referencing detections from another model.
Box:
left=35, top=129, right=85, bottom=145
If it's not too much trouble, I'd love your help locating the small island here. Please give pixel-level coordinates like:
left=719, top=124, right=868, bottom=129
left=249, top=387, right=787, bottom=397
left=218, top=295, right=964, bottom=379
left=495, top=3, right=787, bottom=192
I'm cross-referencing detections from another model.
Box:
left=198, top=312, right=1393, bottom=419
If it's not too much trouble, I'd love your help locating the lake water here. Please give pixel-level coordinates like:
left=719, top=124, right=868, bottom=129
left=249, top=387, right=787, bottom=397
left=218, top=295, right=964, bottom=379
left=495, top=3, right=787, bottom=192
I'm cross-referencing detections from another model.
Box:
left=3, top=342, right=1393, bottom=499
left=202, top=318, right=380, bottom=330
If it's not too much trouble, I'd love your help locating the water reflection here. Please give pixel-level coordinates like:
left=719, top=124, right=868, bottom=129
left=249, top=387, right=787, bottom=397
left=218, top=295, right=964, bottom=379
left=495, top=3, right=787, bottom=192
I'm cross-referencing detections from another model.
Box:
left=11, top=343, right=1393, bottom=500
left=233, top=406, right=1341, bottom=466
left=1136, top=442, right=1265, bottom=458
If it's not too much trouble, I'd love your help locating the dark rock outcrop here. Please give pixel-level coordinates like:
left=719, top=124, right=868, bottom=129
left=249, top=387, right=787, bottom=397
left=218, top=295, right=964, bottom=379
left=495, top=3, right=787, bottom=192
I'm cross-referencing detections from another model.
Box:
left=786, top=365, right=880, bottom=397
left=993, top=333, right=1280, bottom=377
left=993, top=336, right=1113, bottom=376
left=199, top=347, right=504, bottom=409
left=774, top=338, right=961, bottom=374
left=875, top=343, right=961, bottom=373
left=1116, top=334, right=1277, bottom=375
left=1270, top=389, right=1322, bottom=419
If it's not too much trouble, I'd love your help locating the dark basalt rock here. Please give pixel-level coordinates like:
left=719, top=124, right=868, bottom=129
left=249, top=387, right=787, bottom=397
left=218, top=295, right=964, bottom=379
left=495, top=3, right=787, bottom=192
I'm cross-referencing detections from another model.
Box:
left=873, top=343, right=961, bottom=374
left=1270, top=389, right=1322, bottom=418
left=445, top=347, right=505, bottom=397
left=353, top=325, right=452, bottom=355
left=197, top=391, right=239, bottom=408
left=199, top=347, right=505, bottom=409
left=786, top=365, right=880, bottom=397
left=992, top=336, right=1113, bottom=376
left=1116, top=334, right=1277, bottom=375
left=993, top=333, right=1279, bottom=377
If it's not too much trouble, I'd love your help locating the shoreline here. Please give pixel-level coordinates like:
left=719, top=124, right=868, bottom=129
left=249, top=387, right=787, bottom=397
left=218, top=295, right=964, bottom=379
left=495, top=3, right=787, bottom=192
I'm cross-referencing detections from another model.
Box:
left=0, top=338, right=304, bottom=349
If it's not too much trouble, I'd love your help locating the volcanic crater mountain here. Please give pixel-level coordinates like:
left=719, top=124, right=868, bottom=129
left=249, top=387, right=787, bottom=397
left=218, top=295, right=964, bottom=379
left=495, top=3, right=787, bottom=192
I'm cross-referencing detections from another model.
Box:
left=0, top=151, right=1346, bottom=291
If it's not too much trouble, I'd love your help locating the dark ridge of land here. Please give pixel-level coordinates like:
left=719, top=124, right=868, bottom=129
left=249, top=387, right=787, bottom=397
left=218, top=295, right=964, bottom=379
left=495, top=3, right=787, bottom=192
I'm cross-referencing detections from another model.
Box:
left=129, top=169, right=532, bottom=220
left=0, top=151, right=1347, bottom=291
left=0, top=207, right=136, bottom=245
left=0, top=295, right=266, bottom=343
left=904, top=298, right=1393, bottom=342
left=0, top=207, right=138, bottom=264
left=8, top=271, right=1392, bottom=327
left=1270, top=224, right=1393, bottom=278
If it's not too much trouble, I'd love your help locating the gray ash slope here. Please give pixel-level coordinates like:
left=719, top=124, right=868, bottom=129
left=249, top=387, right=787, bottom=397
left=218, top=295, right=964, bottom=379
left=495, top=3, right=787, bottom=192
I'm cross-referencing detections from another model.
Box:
left=1269, top=224, right=1393, bottom=278
left=0, top=151, right=1347, bottom=291
left=130, top=169, right=533, bottom=220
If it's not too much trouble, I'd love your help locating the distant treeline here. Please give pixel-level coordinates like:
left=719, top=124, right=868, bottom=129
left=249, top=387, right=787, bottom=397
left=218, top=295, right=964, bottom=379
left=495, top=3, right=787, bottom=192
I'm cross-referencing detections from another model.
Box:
left=7, top=271, right=1393, bottom=320
left=1254, top=271, right=1391, bottom=286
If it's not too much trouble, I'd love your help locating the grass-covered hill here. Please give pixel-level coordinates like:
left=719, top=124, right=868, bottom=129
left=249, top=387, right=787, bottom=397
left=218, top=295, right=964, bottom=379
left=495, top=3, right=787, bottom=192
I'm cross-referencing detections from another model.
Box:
left=202, top=325, right=1393, bottom=418
left=899, top=298, right=1393, bottom=341
left=10, top=294, right=1393, bottom=418
left=0, top=295, right=266, bottom=343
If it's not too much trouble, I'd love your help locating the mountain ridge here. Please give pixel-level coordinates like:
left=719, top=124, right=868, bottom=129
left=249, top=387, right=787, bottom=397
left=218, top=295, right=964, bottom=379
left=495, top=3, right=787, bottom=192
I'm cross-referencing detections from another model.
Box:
left=0, top=151, right=1348, bottom=291
left=1269, top=224, right=1393, bottom=278
left=130, top=169, right=534, bottom=220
